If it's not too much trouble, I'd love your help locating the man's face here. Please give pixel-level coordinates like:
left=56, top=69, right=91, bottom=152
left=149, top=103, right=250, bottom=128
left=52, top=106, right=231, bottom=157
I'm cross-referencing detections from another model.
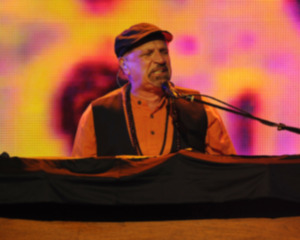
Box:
left=121, top=39, right=171, bottom=90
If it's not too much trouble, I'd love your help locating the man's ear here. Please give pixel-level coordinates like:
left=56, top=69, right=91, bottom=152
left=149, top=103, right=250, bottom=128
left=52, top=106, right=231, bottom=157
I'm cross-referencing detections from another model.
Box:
left=119, top=57, right=130, bottom=75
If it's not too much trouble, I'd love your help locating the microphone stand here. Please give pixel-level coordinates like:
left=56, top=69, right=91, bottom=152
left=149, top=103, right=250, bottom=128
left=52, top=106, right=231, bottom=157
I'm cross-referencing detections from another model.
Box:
left=179, top=94, right=300, bottom=135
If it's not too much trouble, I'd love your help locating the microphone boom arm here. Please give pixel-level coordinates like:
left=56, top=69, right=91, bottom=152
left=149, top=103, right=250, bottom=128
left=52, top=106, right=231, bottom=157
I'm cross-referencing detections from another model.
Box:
left=180, top=94, right=300, bottom=135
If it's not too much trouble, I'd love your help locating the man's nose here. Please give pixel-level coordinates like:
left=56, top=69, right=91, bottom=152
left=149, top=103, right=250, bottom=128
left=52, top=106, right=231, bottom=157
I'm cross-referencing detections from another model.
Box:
left=153, top=51, right=166, bottom=63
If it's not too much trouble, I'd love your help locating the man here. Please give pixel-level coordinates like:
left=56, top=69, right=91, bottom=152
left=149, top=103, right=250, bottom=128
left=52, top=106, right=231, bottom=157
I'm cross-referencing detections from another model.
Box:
left=72, top=23, right=236, bottom=157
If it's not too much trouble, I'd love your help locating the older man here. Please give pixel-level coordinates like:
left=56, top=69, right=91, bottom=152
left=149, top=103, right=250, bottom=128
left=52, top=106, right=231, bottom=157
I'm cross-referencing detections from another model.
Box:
left=72, top=23, right=236, bottom=157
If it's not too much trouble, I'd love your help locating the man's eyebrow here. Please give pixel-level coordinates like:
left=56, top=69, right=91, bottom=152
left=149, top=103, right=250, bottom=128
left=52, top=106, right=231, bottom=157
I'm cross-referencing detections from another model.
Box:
left=160, top=46, right=168, bottom=51
left=142, top=47, right=154, bottom=52
left=140, top=48, right=154, bottom=55
left=143, top=46, right=168, bottom=52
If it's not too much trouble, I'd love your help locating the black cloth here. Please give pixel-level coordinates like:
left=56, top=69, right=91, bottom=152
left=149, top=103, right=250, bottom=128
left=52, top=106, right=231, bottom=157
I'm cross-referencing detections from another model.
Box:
left=1, top=151, right=300, bottom=220
left=92, top=89, right=136, bottom=156
left=1, top=151, right=300, bottom=205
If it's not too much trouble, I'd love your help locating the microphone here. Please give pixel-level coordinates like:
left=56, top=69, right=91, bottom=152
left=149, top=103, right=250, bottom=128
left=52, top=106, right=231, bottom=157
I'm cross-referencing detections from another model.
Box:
left=161, top=81, right=180, bottom=98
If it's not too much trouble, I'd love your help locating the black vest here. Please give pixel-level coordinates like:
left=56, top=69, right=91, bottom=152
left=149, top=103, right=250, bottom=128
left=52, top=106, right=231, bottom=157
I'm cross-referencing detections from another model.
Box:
left=92, top=87, right=208, bottom=156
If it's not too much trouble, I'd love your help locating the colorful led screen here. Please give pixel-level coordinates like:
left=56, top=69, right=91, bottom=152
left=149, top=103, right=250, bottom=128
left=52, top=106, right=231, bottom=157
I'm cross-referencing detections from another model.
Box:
left=1, top=0, right=300, bottom=157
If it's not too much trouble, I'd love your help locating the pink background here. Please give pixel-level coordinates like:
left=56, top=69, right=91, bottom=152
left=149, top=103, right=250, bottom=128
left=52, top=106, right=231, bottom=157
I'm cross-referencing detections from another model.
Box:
left=0, top=0, right=300, bottom=157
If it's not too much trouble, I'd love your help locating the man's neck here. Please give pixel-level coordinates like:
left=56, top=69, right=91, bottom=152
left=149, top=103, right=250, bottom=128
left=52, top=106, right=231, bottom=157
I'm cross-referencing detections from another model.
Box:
left=130, top=84, right=165, bottom=109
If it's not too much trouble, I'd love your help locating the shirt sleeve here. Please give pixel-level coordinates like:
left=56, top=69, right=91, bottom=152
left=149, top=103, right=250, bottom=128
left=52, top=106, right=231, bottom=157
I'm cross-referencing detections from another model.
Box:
left=71, top=105, right=98, bottom=157
left=204, top=105, right=236, bottom=155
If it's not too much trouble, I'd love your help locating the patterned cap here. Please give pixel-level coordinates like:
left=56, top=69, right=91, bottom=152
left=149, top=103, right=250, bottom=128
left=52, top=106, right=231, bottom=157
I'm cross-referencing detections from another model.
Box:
left=114, top=23, right=173, bottom=57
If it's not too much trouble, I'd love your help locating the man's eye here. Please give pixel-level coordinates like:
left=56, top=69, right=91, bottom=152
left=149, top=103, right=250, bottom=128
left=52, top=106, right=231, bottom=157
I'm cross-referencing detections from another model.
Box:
left=142, top=52, right=152, bottom=56
left=162, top=49, right=169, bottom=54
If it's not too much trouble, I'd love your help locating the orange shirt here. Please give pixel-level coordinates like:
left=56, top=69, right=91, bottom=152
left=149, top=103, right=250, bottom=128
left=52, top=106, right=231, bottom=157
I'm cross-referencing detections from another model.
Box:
left=72, top=88, right=236, bottom=157
left=126, top=95, right=173, bottom=155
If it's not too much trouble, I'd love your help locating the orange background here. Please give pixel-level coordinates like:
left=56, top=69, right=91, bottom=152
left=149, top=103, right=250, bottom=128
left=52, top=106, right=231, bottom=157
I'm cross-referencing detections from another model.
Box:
left=0, top=0, right=299, bottom=157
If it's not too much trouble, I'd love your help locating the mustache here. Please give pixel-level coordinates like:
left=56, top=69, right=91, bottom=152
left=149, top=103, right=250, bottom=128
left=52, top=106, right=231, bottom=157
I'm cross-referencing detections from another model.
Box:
left=150, top=64, right=168, bottom=74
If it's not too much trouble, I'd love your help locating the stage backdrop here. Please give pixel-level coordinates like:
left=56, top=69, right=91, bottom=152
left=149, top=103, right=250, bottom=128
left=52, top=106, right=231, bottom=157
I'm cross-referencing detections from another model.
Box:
left=0, top=0, right=300, bottom=157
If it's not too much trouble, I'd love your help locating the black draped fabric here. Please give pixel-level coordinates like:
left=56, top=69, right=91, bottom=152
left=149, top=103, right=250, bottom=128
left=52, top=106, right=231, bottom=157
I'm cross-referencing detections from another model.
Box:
left=1, top=151, right=300, bottom=205
left=1, top=150, right=300, bottom=221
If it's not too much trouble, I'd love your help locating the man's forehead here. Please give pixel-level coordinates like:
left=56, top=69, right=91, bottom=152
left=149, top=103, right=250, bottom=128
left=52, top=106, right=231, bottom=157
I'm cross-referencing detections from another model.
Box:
left=128, top=40, right=168, bottom=54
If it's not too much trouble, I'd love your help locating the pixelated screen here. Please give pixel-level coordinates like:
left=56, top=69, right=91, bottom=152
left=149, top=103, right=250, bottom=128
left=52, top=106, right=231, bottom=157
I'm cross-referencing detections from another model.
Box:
left=1, top=0, right=300, bottom=157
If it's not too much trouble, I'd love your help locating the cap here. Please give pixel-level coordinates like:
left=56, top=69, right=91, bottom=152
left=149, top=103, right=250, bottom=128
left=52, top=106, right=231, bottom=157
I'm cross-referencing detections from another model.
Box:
left=114, top=23, right=173, bottom=58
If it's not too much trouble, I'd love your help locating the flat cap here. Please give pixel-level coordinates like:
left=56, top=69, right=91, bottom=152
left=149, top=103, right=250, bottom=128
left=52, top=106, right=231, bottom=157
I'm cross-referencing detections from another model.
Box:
left=114, top=23, right=173, bottom=58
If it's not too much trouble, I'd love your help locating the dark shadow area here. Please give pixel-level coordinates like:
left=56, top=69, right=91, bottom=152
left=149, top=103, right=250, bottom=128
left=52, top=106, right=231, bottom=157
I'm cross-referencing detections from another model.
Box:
left=1, top=198, right=300, bottom=222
